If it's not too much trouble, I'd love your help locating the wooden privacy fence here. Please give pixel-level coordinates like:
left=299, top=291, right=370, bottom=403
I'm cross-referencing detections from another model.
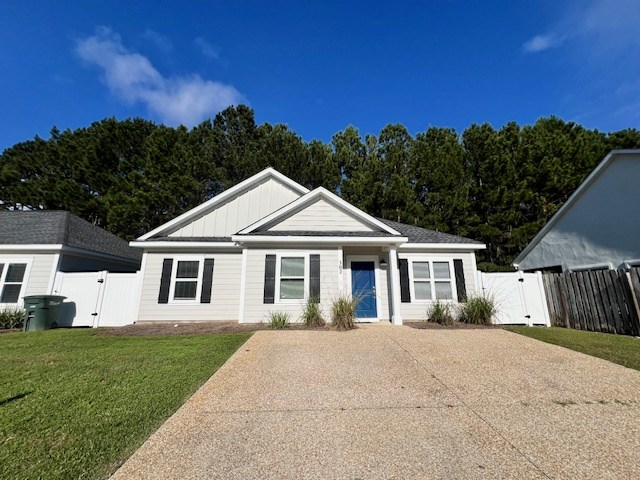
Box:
left=542, top=269, right=640, bottom=336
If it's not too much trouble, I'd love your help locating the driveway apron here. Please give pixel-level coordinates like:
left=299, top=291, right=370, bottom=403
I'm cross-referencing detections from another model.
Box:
left=111, top=326, right=640, bottom=479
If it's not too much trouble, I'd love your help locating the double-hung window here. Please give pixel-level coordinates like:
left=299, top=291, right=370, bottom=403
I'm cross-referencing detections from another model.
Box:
left=171, top=260, right=201, bottom=302
left=412, top=262, right=432, bottom=300
left=277, top=256, right=306, bottom=301
left=0, top=261, right=29, bottom=304
left=411, top=260, right=455, bottom=301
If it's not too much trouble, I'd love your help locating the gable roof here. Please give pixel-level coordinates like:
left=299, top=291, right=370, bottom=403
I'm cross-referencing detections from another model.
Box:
left=377, top=218, right=484, bottom=245
left=138, top=167, right=309, bottom=240
left=0, top=210, right=141, bottom=261
left=513, top=149, right=640, bottom=267
left=237, top=187, right=402, bottom=236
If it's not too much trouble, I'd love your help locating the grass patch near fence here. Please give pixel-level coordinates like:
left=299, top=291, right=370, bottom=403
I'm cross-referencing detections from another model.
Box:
left=507, top=326, right=640, bottom=371
left=0, top=329, right=250, bottom=480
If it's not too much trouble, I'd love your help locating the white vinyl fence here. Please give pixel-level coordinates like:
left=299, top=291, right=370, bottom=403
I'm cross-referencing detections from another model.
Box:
left=477, top=271, right=551, bottom=326
left=52, top=271, right=140, bottom=327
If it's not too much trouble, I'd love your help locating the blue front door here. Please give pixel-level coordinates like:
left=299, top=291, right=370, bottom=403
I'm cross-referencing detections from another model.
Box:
left=351, top=261, right=377, bottom=318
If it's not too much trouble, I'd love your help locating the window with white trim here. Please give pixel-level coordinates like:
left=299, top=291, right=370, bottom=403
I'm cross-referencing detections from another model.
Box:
left=0, top=261, right=28, bottom=304
left=277, top=256, right=306, bottom=301
left=410, top=260, right=455, bottom=301
left=170, top=259, right=201, bottom=302
left=412, top=261, right=432, bottom=300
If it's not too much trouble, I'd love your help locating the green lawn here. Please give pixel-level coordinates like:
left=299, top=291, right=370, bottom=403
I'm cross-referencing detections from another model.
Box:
left=507, top=326, right=640, bottom=371
left=0, top=329, right=250, bottom=480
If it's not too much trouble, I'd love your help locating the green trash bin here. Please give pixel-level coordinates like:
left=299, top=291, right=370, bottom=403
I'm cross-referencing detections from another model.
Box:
left=23, top=295, right=66, bottom=331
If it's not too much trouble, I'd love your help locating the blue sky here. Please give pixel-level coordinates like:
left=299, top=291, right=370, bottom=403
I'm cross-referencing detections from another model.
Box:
left=1, top=1, right=639, bottom=152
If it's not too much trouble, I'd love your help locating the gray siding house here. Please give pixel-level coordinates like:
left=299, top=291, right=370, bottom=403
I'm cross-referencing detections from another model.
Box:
left=131, top=168, right=484, bottom=325
left=0, top=211, right=141, bottom=307
left=514, top=150, right=640, bottom=273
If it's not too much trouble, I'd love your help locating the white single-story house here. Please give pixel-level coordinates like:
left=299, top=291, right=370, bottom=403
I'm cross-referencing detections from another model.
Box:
left=131, top=168, right=484, bottom=325
left=0, top=211, right=141, bottom=308
left=514, top=149, right=640, bottom=273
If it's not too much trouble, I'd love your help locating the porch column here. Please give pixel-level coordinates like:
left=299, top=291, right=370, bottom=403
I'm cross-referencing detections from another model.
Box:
left=388, top=246, right=403, bottom=325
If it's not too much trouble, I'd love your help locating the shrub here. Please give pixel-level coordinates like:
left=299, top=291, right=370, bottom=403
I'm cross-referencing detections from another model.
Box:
left=0, top=307, right=25, bottom=330
left=458, top=295, right=496, bottom=325
left=331, top=294, right=358, bottom=331
left=267, top=311, right=290, bottom=329
left=427, top=301, right=454, bottom=326
left=301, top=297, right=324, bottom=327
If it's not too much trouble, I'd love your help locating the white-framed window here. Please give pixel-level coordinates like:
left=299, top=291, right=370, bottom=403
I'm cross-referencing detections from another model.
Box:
left=169, top=257, right=203, bottom=303
left=275, top=254, right=308, bottom=303
left=0, top=259, right=31, bottom=305
left=409, top=259, right=456, bottom=302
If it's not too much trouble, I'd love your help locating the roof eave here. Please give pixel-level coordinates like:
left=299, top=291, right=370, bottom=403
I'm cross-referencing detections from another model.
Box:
left=513, top=150, right=638, bottom=267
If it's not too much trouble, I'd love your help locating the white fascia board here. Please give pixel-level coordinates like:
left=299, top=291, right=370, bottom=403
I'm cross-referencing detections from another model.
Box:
left=231, top=235, right=408, bottom=245
left=513, top=150, right=639, bottom=266
left=0, top=244, right=64, bottom=251
left=398, top=243, right=486, bottom=250
left=130, top=241, right=239, bottom=249
left=238, top=187, right=402, bottom=235
left=137, top=167, right=309, bottom=240
left=59, top=245, right=140, bottom=265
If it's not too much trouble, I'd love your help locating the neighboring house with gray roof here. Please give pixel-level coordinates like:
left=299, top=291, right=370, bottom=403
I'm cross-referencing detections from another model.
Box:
left=0, top=210, right=141, bottom=307
left=131, top=168, right=484, bottom=325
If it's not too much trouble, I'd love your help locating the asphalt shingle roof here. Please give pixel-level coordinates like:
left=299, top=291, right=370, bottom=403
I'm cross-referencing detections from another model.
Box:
left=376, top=218, right=483, bottom=244
left=0, top=211, right=142, bottom=261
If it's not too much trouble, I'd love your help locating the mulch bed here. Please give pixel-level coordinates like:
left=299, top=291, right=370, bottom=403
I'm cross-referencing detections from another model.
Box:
left=94, top=321, right=338, bottom=337
left=405, top=321, right=500, bottom=330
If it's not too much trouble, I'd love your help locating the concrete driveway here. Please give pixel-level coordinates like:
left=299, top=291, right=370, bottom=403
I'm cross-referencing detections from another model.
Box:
left=112, top=326, right=640, bottom=479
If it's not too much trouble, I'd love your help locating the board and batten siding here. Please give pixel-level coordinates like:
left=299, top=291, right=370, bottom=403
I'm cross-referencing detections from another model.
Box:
left=0, top=251, right=56, bottom=298
left=168, top=177, right=301, bottom=238
left=242, top=247, right=341, bottom=323
left=137, top=252, right=242, bottom=322
left=268, top=198, right=375, bottom=232
left=397, top=250, right=477, bottom=321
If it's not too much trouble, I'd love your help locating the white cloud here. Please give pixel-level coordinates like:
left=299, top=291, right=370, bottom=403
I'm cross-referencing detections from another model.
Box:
left=141, top=29, right=173, bottom=53
left=76, top=26, right=244, bottom=126
left=524, top=0, right=640, bottom=55
left=524, top=0, right=640, bottom=128
left=194, top=37, right=220, bottom=60
left=523, top=34, right=561, bottom=53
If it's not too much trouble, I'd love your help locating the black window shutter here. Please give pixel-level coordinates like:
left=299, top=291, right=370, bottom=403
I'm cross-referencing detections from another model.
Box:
left=453, top=259, right=467, bottom=302
left=399, top=258, right=411, bottom=303
left=158, top=259, right=173, bottom=304
left=263, top=255, right=276, bottom=304
left=309, top=254, right=320, bottom=302
left=200, top=259, right=215, bottom=303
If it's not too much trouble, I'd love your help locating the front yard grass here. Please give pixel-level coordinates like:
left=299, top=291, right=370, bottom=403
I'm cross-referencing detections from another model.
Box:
left=0, top=329, right=250, bottom=479
left=507, top=326, right=640, bottom=371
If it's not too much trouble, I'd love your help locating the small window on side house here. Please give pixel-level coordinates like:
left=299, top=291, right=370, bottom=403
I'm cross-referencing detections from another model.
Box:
left=173, top=260, right=199, bottom=300
left=0, top=263, right=27, bottom=304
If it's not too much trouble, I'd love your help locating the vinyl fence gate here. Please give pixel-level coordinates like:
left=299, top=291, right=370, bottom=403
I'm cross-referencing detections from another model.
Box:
left=52, top=271, right=140, bottom=327
left=477, top=271, right=551, bottom=326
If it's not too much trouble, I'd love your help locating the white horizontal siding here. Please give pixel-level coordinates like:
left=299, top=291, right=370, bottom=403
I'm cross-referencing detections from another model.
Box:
left=169, top=177, right=301, bottom=237
left=242, top=248, right=341, bottom=323
left=268, top=198, right=375, bottom=232
left=398, top=250, right=478, bottom=321
left=137, top=252, right=242, bottom=322
left=0, top=251, right=56, bottom=301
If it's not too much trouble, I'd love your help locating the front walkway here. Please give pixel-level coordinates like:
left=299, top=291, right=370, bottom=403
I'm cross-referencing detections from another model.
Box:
left=112, top=325, right=640, bottom=479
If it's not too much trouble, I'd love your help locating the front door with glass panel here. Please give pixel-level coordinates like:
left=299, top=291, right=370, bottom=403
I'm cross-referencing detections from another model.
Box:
left=351, top=261, right=377, bottom=318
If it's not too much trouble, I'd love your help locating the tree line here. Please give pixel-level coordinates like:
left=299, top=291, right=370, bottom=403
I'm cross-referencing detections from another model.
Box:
left=1, top=105, right=639, bottom=270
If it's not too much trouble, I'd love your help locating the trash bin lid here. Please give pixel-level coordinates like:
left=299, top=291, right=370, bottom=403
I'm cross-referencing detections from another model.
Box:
left=23, top=295, right=67, bottom=301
